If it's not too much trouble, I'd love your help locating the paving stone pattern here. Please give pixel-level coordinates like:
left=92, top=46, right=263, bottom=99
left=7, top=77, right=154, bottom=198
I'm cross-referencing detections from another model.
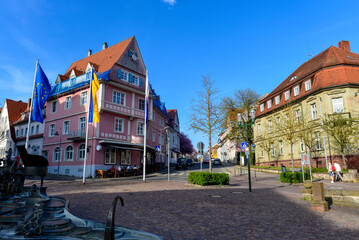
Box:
left=26, top=174, right=359, bottom=240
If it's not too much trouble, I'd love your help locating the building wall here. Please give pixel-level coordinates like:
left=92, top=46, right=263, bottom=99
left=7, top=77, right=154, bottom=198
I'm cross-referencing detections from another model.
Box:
left=254, top=86, right=359, bottom=168
left=0, top=102, right=11, bottom=158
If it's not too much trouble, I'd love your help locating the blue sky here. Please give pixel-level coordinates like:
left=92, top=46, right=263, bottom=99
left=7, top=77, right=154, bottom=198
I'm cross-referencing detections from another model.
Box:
left=1, top=0, right=359, bottom=150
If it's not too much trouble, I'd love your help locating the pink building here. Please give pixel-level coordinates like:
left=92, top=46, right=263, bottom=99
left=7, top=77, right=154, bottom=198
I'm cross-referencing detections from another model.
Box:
left=42, top=37, right=168, bottom=177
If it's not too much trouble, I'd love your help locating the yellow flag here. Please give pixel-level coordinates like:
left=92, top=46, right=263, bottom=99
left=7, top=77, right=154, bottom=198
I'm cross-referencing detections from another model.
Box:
left=90, top=72, right=100, bottom=123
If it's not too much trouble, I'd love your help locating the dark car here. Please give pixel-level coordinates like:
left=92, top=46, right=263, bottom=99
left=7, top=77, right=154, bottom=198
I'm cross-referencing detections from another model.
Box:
left=186, top=159, right=194, bottom=166
left=175, top=158, right=188, bottom=170
left=213, top=158, right=221, bottom=166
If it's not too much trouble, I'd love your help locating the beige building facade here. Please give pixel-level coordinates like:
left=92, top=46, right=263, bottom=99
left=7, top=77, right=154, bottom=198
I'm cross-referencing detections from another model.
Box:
left=254, top=41, right=359, bottom=169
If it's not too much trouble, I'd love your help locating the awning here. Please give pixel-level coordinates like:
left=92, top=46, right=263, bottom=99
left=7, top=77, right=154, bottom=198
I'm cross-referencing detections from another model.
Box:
left=99, top=140, right=155, bottom=152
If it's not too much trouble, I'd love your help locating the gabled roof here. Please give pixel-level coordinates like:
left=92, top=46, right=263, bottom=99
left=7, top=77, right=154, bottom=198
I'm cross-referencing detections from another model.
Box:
left=63, top=36, right=135, bottom=78
left=5, top=99, right=28, bottom=124
left=256, top=41, right=359, bottom=117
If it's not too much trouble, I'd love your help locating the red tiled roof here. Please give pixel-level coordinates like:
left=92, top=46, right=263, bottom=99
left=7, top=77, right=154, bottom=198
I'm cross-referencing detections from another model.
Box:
left=64, top=36, right=134, bottom=77
left=6, top=99, right=28, bottom=124
left=256, top=41, right=359, bottom=117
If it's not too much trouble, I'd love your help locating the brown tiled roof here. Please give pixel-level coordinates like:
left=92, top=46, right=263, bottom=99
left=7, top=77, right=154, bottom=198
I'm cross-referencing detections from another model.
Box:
left=6, top=99, right=28, bottom=124
left=64, top=36, right=134, bottom=77
left=256, top=41, right=359, bottom=117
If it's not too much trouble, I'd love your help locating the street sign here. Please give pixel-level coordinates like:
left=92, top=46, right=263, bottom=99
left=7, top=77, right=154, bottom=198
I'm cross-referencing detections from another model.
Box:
left=245, top=147, right=249, bottom=152
left=241, top=142, right=248, bottom=149
left=301, top=154, right=310, bottom=165
left=197, top=142, right=204, bottom=155
left=155, top=145, right=161, bottom=152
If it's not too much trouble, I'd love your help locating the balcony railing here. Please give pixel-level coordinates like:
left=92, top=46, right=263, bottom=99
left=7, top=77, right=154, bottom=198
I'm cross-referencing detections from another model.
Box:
left=67, top=130, right=86, bottom=141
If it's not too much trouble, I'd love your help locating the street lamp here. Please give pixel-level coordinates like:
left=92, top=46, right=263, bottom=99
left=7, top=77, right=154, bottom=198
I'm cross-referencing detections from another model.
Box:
left=55, top=128, right=62, bottom=176
left=237, top=109, right=256, bottom=192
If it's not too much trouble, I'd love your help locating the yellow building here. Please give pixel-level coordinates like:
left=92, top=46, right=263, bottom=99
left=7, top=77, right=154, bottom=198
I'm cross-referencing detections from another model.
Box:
left=254, top=41, right=359, bottom=169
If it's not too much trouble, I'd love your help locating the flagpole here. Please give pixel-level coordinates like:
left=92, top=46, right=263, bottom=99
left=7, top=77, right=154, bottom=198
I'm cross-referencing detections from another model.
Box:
left=143, top=69, right=149, bottom=182
left=25, top=59, right=39, bottom=151
left=83, top=67, right=93, bottom=184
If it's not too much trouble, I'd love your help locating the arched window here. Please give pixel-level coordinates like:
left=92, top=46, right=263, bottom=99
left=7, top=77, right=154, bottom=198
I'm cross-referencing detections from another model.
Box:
left=77, top=144, right=85, bottom=161
left=53, top=147, right=61, bottom=162
left=65, top=145, right=74, bottom=161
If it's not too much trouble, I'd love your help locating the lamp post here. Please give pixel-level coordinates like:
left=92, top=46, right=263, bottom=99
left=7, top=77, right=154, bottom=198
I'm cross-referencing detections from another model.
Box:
left=237, top=109, right=256, bottom=192
left=55, top=128, right=62, bottom=176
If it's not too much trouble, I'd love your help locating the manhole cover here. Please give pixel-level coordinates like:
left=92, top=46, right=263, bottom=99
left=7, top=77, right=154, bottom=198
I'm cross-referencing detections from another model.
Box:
left=211, top=195, right=222, bottom=198
left=232, top=192, right=243, bottom=194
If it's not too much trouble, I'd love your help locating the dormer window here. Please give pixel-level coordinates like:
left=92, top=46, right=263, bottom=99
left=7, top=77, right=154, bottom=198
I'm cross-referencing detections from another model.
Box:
left=275, top=96, right=280, bottom=105
left=69, top=69, right=77, bottom=79
left=290, top=76, right=298, bottom=81
left=267, top=100, right=272, bottom=109
left=260, top=104, right=264, bottom=112
left=285, top=90, right=290, bottom=101
left=294, top=85, right=300, bottom=96
left=305, top=80, right=311, bottom=91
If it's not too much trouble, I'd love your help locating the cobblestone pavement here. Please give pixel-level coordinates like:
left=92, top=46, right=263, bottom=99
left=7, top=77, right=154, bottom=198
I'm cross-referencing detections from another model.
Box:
left=26, top=173, right=359, bottom=240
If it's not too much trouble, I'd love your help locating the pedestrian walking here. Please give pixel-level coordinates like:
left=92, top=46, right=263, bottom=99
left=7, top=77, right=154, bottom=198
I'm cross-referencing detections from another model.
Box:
left=328, top=163, right=335, bottom=183
left=334, top=162, right=344, bottom=182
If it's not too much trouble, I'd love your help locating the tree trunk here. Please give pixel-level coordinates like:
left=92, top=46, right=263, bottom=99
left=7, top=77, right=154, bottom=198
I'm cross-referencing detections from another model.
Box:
left=341, top=153, right=348, bottom=169
left=291, top=144, right=294, bottom=173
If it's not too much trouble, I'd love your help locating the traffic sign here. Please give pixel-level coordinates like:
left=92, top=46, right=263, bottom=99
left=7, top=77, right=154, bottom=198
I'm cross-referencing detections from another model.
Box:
left=301, top=154, right=310, bottom=165
left=241, top=142, right=248, bottom=149
left=155, top=145, right=161, bottom=152
left=245, top=147, right=249, bottom=152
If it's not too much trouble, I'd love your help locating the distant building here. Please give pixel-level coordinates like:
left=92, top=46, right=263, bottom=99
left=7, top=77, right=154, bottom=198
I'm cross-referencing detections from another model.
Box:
left=13, top=99, right=45, bottom=157
left=0, top=99, right=28, bottom=158
left=42, top=37, right=169, bottom=177
left=254, top=40, right=359, bottom=169
left=166, top=109, right=181, bottom=162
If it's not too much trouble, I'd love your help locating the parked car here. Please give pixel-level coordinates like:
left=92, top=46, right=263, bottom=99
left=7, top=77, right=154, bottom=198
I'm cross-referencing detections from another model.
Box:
left=175, top=158, right=188, bottom=170
left=186, top=159, right=194, bottom=166
left=213, top=158, right=221, bottom=166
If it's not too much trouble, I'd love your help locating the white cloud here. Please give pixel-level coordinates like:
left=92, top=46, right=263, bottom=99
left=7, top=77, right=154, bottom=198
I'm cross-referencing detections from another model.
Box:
left=162, top=0, right=176, bottom=6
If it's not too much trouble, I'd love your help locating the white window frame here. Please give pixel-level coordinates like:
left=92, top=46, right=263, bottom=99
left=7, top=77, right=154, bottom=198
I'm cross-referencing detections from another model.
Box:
left=152, top=130, right=156, bottom=142
left=294, top=85, right=299, bottom=97
left=275, top=95, right=280, bottom=105
left=64, top=96, right=72, bottom=110
left=267, top=100, right=272, bottom=109
left=36, top=125, right=39, bottom=134
left=79, top=117, right=86, bottom=133
left=77, top=144, right=85, bottom=161
left=51, top=100, right=57, bottom=113
left=271, top=143, right=275, bottom=157
left=311, top=103, right=317, bottom=120
left=120, top=70, right=129, bottom=81
left=260, top=104, right=264, bottom=112
left=296, top=110, right=301, bottom=123
left=80, top=91, right=88, bottom=106
left=105, top=147, right=116, bottom=164
left=279, top=141, right=283, bottom=155
left=332, top=97, right=344, bottom=113
left=260, top=147, right=264, bottom=157
left=285, top=90, right=290, bottom=101
left=113, top=90, right=126, bottom=106
left=49, top=124, right=55, bottom=137
left=137, top=121, right=144, bottom=136
left=268, top=120, right=272, bottom=132
left=315, top=132, right=321, bottom=150
left=139, top=98, right=145, bottom=111
left=300, top=140, right=305, bottom=153
left=64, top=145, right=74, bottom=161
left=63, top=120, right=70, bottom=135
left=114, top=118, right=124, bottom=133
left=305, top=80, right=311, bottom=91
left=258, top=124, right=261, bottom=136
left=53, top=147, right=61, bottom=162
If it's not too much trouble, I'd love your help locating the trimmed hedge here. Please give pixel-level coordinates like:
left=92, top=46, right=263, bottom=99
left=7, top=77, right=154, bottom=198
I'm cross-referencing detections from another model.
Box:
left=188, top=172, right=229, bottom=186
left=280, top=172, right=310, bottom=183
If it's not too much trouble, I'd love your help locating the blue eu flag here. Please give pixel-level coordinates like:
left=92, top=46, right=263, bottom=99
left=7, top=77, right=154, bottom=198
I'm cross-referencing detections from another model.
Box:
left=31, top=64, right=51, bottom=123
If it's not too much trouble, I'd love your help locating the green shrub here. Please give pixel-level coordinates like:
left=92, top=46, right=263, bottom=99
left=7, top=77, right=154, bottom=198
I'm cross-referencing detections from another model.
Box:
left=188, top=172, right=229, bottom=186
left=280, top=172, right=310, bottom=183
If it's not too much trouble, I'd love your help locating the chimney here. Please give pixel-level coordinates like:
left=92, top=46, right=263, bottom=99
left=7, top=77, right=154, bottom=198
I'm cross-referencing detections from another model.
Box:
left=88, top=49, right=92, bottom=56
left=27, top=98, right=31, bottom=109
left=338, top=40, right=351, bottom=52
left=103, top=42, right=108, bottom=50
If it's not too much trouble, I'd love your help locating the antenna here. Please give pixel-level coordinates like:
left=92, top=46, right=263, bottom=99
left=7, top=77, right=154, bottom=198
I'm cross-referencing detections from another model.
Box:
left=307, top=47, right=313, bottom=60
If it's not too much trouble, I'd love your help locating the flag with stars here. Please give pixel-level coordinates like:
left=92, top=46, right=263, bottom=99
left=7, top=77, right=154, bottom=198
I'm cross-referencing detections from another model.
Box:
left=31, top=64, right=51, bottom=123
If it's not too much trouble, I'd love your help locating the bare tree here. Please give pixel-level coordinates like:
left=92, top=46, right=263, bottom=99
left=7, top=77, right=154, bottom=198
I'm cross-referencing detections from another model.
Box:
left=274, top=104, right=301, bottom=173
left=256, top=136, right=273, bottom=165
left=322, top=113, right=359, bottom=169
left=189, top=75, right=222, bottom=173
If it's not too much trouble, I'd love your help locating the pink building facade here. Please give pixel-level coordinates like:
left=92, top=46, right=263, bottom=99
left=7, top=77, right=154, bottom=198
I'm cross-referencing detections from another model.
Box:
left=42, top=37, right=169, bottom=177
